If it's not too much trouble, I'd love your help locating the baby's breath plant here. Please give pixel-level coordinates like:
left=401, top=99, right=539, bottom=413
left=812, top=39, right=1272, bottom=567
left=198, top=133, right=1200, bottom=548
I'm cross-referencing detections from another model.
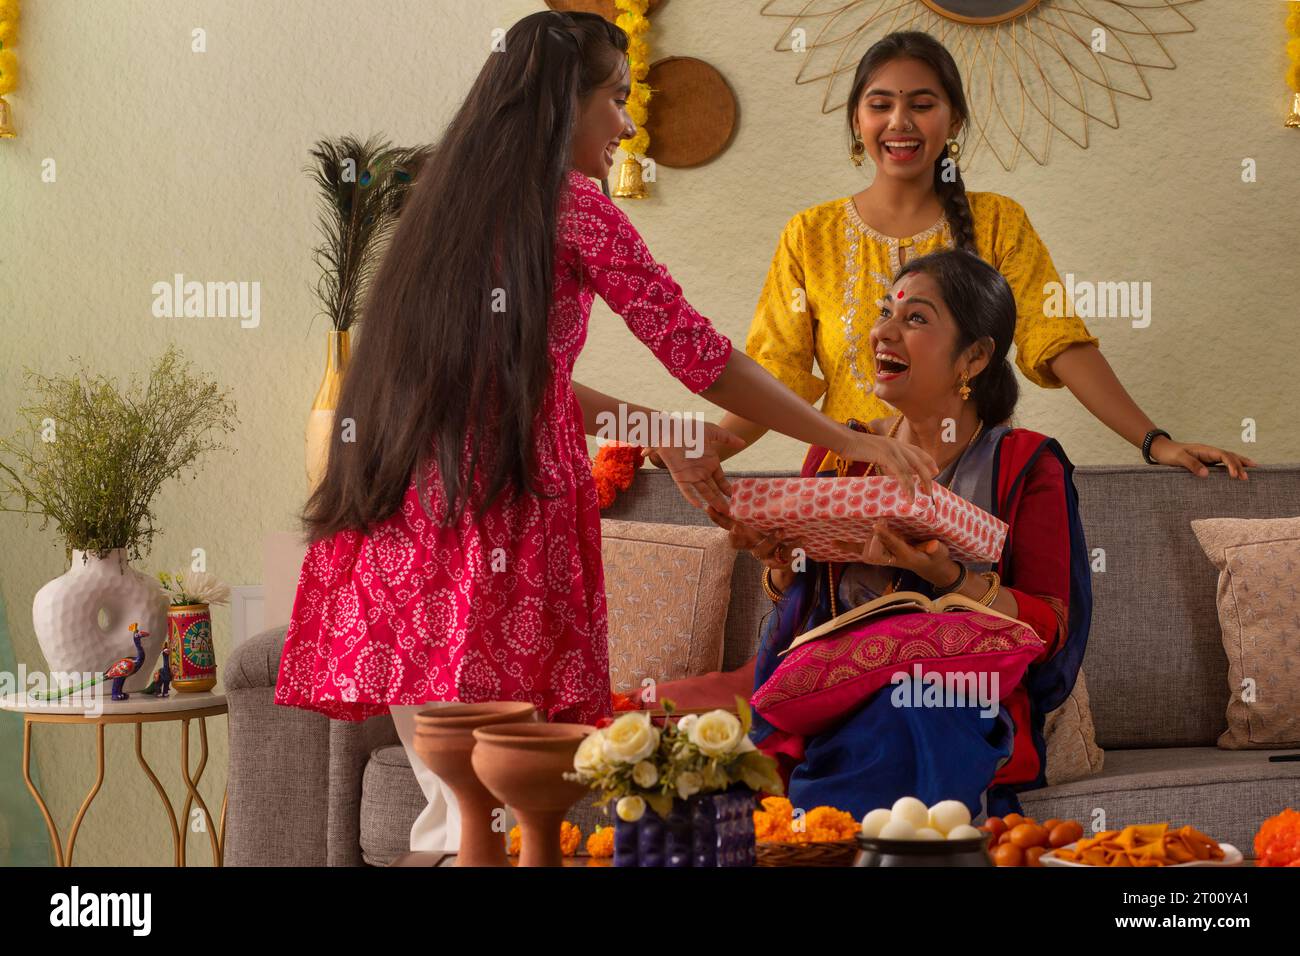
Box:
left=0, top=344, right=238, bottom=564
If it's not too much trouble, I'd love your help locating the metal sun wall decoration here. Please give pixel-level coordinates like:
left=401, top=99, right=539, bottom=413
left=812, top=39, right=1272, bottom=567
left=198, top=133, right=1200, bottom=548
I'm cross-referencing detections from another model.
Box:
left=760, top=0, right=1202, bottom=170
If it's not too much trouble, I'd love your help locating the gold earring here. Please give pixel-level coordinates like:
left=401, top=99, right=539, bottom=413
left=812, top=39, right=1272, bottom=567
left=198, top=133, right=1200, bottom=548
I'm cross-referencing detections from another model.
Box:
left=959, top=371, right=971, bottom=401
left=850, top=138, right=865, bottom=167
left=946, top=138, right=962, bottom=165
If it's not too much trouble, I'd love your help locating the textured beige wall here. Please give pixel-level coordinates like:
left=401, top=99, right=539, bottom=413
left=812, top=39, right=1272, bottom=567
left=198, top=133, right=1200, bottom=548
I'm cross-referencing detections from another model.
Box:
left=0, top=1, right=1296, bottom=866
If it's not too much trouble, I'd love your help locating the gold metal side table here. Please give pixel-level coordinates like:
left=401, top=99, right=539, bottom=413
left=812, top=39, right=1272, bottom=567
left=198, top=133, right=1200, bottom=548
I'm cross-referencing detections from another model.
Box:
left=0, top=690, right=228, bottom=867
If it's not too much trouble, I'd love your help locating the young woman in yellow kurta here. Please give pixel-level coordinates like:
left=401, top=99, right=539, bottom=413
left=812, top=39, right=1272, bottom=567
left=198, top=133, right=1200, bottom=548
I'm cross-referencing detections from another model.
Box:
left=700, top=31, right=1254, bottom=482
left=745, top=189, right=1092, bottom=427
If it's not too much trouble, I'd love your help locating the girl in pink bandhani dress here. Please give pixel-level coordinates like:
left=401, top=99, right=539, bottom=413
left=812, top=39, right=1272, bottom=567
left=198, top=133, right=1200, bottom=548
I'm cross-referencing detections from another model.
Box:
left=276, top=165, right=733, bottom=725
left=275, top=10, right=934, bottom=853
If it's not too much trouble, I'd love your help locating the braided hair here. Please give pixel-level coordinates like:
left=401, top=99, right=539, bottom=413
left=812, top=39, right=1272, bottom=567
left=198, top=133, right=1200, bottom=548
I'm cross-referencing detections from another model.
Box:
left=845, top=31, right=976, bottom=252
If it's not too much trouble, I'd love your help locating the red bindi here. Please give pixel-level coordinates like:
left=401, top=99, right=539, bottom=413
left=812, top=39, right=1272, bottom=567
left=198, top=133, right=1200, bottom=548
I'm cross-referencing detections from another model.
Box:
left=897, top=290, right=905, bottom=298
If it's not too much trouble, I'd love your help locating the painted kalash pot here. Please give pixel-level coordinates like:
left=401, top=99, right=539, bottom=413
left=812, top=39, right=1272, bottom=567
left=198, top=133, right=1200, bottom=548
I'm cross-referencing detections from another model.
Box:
left=165, top=603, right=216, bottom=692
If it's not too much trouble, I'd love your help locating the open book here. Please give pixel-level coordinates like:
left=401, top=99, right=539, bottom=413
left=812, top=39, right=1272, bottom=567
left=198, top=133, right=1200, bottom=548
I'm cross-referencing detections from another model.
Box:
left=779, top=589, right=1020, bottom=656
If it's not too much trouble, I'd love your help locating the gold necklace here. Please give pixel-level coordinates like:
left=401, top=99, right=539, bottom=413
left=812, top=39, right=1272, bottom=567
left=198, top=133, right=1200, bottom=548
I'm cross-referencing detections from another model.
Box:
left=828, top=415, right=984, bottom=618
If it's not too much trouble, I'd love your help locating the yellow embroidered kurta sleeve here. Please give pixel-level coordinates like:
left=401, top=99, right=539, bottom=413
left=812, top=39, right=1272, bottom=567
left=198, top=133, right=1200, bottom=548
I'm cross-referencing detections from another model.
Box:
left=991, top=197, right=1100, bottom=388
left=744, top=214, right=828, bottom=406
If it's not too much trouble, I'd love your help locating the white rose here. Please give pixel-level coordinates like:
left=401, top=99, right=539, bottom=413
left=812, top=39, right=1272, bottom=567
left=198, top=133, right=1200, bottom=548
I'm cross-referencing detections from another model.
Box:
left=616, top=795, right=646, bottom=822
left=573, top=731, right=605, bottom=777
left=676, top=713, right=699, bottom=736
left=602, top=711, right=660, bottom=765
left=632, top=760, right=659, bottom=788
left=688, top=710, right=744, bottom=757
left=676, top=771, right=703, bottom=799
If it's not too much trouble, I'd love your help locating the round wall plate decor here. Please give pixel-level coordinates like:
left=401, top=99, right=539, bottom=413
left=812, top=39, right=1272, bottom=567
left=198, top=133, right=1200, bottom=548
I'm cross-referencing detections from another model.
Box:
left=643, top=56, right=737, bottom=168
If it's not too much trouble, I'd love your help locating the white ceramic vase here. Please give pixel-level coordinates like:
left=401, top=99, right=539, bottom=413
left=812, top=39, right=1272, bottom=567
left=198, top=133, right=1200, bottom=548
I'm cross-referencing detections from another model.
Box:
left=32, top=549, right=168, bottom=694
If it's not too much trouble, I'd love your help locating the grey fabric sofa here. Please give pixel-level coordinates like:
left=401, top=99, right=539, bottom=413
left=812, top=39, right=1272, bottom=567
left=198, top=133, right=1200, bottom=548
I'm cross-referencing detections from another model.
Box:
left=224, top=464, right=1300, bottom=866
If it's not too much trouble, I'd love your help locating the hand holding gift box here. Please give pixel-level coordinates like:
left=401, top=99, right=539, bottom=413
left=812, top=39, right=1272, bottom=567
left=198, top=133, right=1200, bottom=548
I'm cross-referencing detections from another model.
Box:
left=728, top=476, right=1008, bottom=565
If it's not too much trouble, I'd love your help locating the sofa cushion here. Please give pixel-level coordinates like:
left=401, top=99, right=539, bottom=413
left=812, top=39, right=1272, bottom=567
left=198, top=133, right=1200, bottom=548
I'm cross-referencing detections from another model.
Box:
left=601, top=519, right=735, bottom=694
left=1191, top=515, right=1300, bottom=749
left=1018, top=746, right=1300, bottom=855
left=1043, top=669, right=1104, bottom=785
left=603, top=471, right=791, bottom=673
left=360, top=745, right=425, bottom=867
left=1072, top=466, right=1300, bottom=749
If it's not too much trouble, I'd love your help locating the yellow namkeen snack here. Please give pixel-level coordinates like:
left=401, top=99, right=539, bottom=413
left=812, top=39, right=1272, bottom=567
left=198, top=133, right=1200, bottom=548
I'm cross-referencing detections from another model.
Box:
left=1052, top=823, right=1225, bottom=867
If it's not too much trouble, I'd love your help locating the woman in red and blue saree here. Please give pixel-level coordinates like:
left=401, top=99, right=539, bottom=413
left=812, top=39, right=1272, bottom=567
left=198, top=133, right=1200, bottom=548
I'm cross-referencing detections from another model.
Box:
left=734, top=249, right=1092, bottom=822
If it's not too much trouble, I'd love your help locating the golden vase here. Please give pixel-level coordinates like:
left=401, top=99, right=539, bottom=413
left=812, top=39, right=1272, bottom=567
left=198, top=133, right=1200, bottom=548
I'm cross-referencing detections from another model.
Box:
left=305, top=329, right=351, bottom=490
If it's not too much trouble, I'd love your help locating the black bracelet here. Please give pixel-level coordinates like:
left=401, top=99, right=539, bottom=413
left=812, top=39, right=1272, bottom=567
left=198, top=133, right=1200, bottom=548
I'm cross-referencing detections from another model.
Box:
left=932, top=562, right=967, bottom=596
left=1142, top=429, right=1171, bottom=465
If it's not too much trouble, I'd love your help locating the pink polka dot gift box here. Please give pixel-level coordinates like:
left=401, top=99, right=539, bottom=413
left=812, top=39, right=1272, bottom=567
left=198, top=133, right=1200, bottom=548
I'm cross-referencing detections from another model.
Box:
left=728, top=476, right=1008, bottom=565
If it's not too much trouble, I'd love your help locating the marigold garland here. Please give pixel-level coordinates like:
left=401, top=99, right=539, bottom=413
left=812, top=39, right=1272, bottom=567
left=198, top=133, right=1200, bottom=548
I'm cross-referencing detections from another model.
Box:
left=0, top=0, right=20, bottom=105
left=615, top=0, right=651, bottom=158
left=1287, top=3, right=1300, bottom=126
left=1289, top=5, right=1300, bottom=81
left=591, top=441, right=645, bottom=509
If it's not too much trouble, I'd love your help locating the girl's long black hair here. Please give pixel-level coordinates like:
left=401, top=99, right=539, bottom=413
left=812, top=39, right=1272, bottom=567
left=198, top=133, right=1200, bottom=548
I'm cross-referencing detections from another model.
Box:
left=301, top=11, right=628, bottom=542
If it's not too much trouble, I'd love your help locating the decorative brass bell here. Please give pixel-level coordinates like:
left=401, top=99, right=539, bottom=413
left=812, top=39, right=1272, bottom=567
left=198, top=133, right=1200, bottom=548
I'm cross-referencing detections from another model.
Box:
left=1286, top=92, right=1300, bottom=130
left=611, top=154, right=648, bottom=199
left=0, top=97, right=15, bottom=138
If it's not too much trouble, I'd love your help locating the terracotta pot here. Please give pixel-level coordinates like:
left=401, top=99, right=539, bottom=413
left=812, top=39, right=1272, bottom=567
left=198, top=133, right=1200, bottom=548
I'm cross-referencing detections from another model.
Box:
left=471, top=722, right=596, bottom=867
left=412, top=702, right=537, bottom=867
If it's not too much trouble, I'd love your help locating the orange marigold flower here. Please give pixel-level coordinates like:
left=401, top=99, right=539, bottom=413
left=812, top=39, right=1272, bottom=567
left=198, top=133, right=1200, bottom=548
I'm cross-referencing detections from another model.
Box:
left=755, top=800, right=855, bottom=844
left=560, top=820, right=582, bottom=856
left=1254, top=808, right=1300, bottom=867
left=592, top=444, right=645, bottom=509
left=610, top=690, right=640, bottom=712
left=508, top=821, right=583, bottom=856
left=587, top=825, right=615, bottom=858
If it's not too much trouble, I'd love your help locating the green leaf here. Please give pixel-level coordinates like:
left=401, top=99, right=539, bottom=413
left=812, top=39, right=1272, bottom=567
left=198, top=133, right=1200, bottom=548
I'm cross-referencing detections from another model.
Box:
left=645, top=792, right=673, bottom=818
left=735, top=695, right=753, bottom=737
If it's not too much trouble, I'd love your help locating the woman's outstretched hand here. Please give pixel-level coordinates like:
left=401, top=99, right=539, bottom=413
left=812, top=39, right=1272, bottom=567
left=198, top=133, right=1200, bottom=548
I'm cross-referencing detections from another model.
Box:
left=840, top=431, right=939, bottom=504
left=652, top=422, right=746, bottom=512
left=1148, top=437, right=1256, bottom=480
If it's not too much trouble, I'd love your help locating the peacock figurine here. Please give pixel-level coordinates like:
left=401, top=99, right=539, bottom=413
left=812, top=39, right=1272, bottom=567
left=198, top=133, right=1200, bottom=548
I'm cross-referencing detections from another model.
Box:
left=143, top=633, right=173, bottom=697
left=33, top=622, right=149, bottom=702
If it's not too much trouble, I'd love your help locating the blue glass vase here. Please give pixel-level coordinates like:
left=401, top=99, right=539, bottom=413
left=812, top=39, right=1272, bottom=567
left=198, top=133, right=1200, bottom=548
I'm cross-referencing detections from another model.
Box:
left=613, top=788, right=757, bottom=867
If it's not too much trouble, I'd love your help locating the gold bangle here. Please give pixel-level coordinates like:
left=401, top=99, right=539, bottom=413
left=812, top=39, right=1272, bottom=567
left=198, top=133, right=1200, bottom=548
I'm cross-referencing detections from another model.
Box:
left=977, top=570, right=1001, bottom=606
left=762, top=566, right=785, bottom=602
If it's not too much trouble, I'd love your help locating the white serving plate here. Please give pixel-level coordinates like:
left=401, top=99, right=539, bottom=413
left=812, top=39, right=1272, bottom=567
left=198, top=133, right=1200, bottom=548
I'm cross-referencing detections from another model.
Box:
left=1040, top=841, right=1243, bottom=867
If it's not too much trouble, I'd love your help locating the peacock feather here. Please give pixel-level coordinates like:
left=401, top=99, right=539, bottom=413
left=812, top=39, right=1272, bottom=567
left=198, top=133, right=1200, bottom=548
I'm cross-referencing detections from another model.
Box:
left=305, top=135, right=432, bottom=332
